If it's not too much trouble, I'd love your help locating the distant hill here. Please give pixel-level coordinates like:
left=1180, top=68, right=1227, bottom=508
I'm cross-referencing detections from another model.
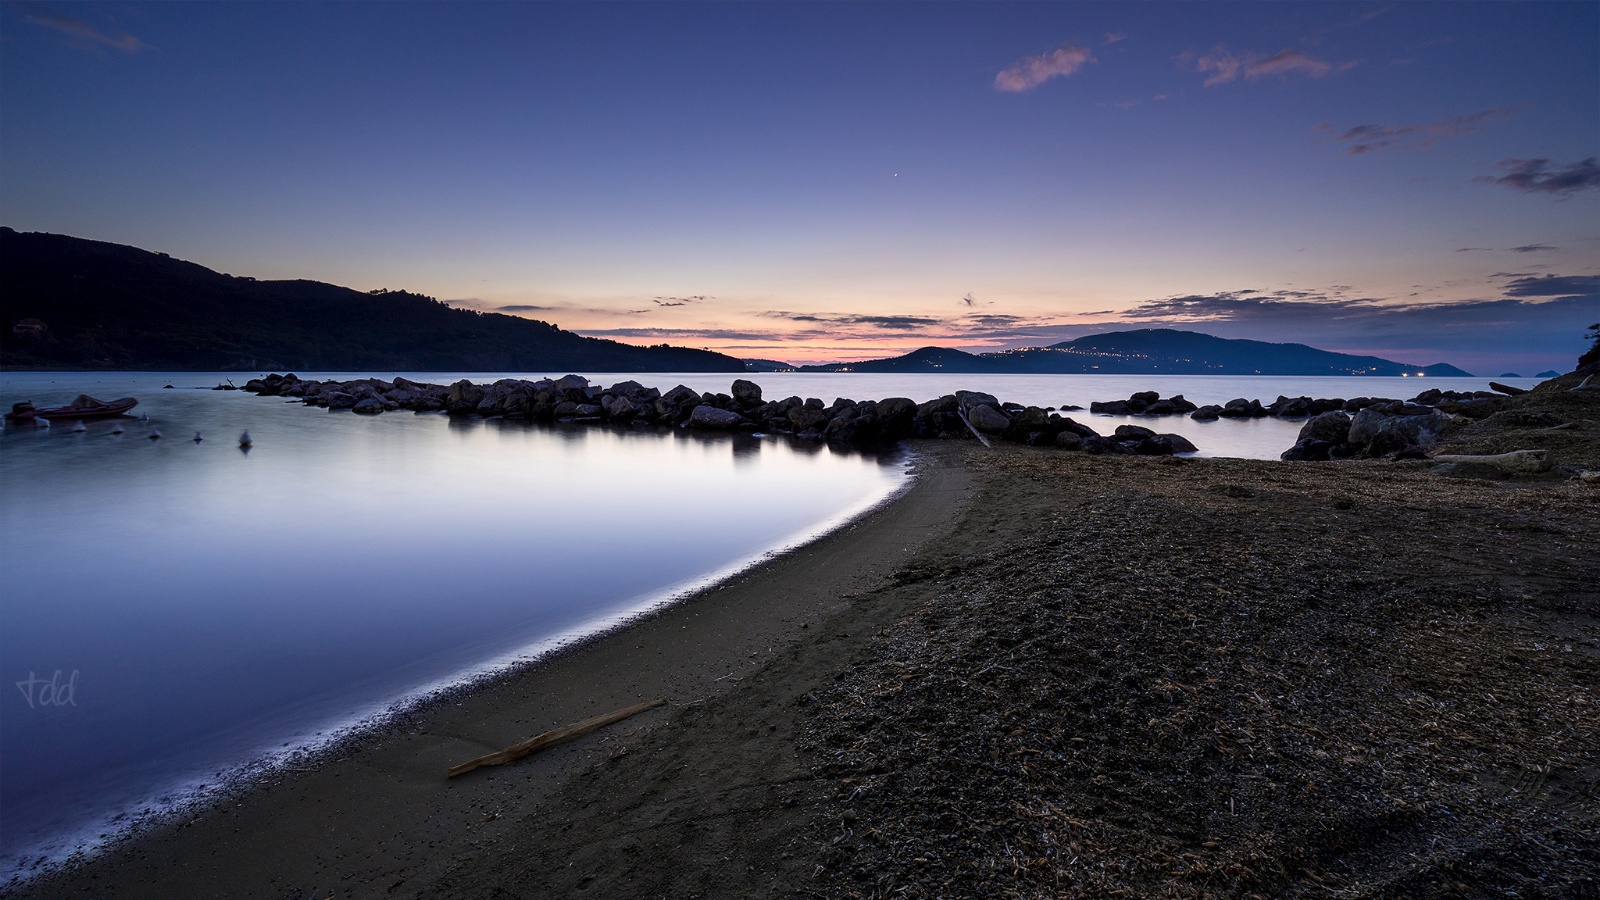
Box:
left=807, top=346, right=998, bottom=374
left=741, top=358, right=799, bottom=372
left=0, top=228, right=744, bottom=372
left=802, top=329, right=1473, bottom=377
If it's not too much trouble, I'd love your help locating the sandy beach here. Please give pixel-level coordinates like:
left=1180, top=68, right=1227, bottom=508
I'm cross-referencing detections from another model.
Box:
left=16, top=381, right=1600, bottom=899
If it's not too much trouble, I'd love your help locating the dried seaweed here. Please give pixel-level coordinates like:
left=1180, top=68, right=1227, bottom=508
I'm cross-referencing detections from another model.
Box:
left=797, top=451, right=1600, bottom=898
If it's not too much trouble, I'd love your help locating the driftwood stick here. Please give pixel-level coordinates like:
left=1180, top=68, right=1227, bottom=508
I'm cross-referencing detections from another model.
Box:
left=956, top=409, right=993, bottom=448
left=1489, top=381, right=1528, bottom=396
left=1430, top=449, right=1551, bottom=473
left=447, top=699, right=665, bottom=778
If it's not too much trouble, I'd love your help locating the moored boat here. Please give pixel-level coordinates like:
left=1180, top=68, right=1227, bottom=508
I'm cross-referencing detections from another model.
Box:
left=5, top=395, right=139, bottom=422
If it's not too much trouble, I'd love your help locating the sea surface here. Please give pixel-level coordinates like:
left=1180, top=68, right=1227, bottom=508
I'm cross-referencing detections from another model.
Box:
left=0, top=369, right=1538, bottom=879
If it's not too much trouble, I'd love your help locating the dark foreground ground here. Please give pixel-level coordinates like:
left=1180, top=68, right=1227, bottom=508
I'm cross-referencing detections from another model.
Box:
left=16, top=380, right=1599, bottom=899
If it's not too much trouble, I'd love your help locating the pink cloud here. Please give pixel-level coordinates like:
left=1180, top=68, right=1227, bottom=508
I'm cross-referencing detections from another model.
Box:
left=1189, top=46, right=1353, bottom=87
left=994, top=43, right=1094, bottom=92
left=1248, top=49, right=1333, bottom=79
left=21, top=3, right=148, bottom=53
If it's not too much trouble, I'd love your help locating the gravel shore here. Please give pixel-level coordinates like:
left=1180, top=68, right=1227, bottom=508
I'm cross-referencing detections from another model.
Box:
left=17, top=383, right=1598, bottom=899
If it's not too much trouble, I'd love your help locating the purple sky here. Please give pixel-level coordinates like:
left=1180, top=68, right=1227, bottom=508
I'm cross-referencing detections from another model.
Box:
left=2, top=2, right=1596, bottom=373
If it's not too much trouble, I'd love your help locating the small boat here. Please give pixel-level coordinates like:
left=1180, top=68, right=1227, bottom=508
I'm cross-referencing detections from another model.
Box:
left=5, top=395, right=139, bottom=423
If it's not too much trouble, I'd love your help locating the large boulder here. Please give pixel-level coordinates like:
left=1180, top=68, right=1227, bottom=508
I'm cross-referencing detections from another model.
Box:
left=1298, top=411, right=1352, bottom=445
left=1281, top=439, right=1334, bottom=461
left=1218, top=398, right=1266, bottom=418
left=1339, top=407, right=1458, bottom=458
left=552, top=374, right=589, bottom=395
left=606, top=395, right=639, bottom=422
left=965, top=404, right=1011, bottom=434
left=731, top=379, right=762, bottom=404
left=876, top=396, right=916, bottom=419
left=446, top=379, right=485, bottom=413
left=1365, top=412, right=1455, bottom=456
left=877, top=397, right=918, bottom=438
left=688, top=406, right=747, bottom=429
left=1160, top=433, right=1198, bottom=454
left=1081, top=435, right=1130, bottom=455
left=1003, top=406, right=1053, bottom=442
left=1346, top=407, right=1389, bottom=446
left=788, top=406, right=830, bottom=432
left=1052, top=416, right=1099, bottom=439
left=1133, top=437, right=1173, bottom=455
left=826, top=412, right=880, bottom=445
left=1089, top=399, right=1133, bottom=414
left=661, top=384, right=700, bottom=407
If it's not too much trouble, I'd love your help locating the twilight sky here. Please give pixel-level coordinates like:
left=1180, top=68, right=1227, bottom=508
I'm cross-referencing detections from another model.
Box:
left=2, top=2, right=1596, bottom=373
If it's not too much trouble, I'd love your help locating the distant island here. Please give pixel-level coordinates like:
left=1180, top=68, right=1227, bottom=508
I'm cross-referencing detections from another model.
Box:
left=790, top=330, right=1473, bottom=378
left=0, top=228, right=743, bottom=372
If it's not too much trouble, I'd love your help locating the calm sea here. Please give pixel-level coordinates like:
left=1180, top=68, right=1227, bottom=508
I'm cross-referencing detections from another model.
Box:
left=0, top=369, right=1536, bottom=879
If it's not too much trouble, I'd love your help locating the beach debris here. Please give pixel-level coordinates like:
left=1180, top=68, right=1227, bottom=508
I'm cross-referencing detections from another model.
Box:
left=1489, top=381, right=1528, bottom=396
left=954, top=409, right=992, bottom=448
left=1429, top=449, right=1553, bottom=478
left=794, top=449, right=1600, bottom=898
left=446, top=699, right=665, bottom=778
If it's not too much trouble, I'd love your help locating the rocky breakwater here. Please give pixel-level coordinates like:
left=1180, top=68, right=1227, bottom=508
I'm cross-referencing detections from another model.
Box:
left=1279, top=401, right=1462, bottom=461
left=1275, top=384, right=1557, bottom=462
left=1092, top=388, right=1506, bottom=424
left=243, top=373, right=1199, bottom=455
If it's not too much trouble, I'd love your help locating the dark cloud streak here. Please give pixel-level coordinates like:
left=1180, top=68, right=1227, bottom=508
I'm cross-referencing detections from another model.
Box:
left=1328, top=107, right=1513, bottom=155
left=1475, top=158, right=1600, bottom=195
left=1501, top=274, right=1600, bottom=298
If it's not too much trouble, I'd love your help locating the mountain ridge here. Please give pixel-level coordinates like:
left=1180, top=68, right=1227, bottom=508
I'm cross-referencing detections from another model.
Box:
left=0, top=228, right=744, bottom=372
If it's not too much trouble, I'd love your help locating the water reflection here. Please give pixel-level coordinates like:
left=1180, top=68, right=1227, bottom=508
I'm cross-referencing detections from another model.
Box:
left=0, top=373, right=905, bottom=879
